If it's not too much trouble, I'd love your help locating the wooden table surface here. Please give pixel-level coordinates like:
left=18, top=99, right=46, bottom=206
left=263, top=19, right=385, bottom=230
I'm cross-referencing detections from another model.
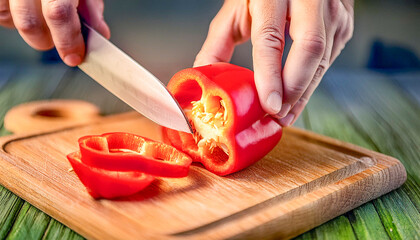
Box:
left=0, top=64, right=419, bottom=239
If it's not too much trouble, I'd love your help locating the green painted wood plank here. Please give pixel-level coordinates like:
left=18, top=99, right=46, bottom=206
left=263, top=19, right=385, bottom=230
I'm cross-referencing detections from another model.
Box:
left=6, top=202, right=50, bottom=240
left=292, top=87, right=389, bottom=240
left=294, top=216, right=360, bottom=240
left=42, top=220, right=84, bottom=240
left=324, top=69, right=420, bottom=183
left=375, top=190, right=420, bottom=240
left=313, top=216, right=356, bottom=240
left=403, top=177, right=420, bottom=212
left=0, top=186, right=24, bottom=239
left=301, top=88, right=373, bottom=150
left=294, top=231, right=314, bottom=240
left=321, top=69, right=420, bottom=239
left=346, top=203, right=390, bottom=240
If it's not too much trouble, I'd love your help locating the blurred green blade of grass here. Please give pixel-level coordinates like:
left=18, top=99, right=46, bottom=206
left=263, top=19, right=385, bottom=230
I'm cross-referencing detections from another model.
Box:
left=5, top=202, right=50, bottom=240
left=42, top=220, right=84, bottom=240
left=0, top=186, right=24, bottom=239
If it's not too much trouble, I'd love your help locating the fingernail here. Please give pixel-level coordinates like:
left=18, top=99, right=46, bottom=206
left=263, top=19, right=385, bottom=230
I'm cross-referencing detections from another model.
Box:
left=277, top=103, right=291, bottom=118
left=266, top=91, right=282, bottom=114
left=63, top=54, right=82, bottom=67
left=280, top=113, right=294, bottom=127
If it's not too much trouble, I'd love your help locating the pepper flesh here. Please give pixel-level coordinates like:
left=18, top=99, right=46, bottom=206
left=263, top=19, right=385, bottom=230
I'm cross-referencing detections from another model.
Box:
left=67, top=151, right=154, bottom=199
left=78, top=132, right=192, bottom=178
left=163, top=63, right=283, bottom=175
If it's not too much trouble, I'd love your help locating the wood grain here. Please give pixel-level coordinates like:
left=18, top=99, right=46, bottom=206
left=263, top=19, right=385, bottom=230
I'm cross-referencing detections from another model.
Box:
left=0, top=186, right=24, bottom=239
left=0, top=101, right=406, bottom=240
left=4, top=100, right=100, bottom=134
left=299, top=87, right=390, bottom=240
left=307, top=70, right=420, bottom=239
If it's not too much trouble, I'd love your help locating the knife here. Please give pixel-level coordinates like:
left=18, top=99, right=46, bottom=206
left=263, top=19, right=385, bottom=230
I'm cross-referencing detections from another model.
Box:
left=78, top=23, right=192, bottom=133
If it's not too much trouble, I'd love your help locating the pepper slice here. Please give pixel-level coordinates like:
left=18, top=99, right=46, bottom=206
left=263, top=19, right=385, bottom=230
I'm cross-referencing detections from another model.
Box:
left=163, top=63, right=283, bottom=176
left=78, top=132, right=192, bottom=178
left=67, top=151, right=154, bottom=199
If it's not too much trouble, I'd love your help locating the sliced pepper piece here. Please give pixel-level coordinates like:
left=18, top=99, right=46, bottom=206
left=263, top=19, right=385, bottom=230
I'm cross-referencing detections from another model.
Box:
left=163, top=63, right=283, bottom=176
left=67, top=151, right=154, bottom=199
left=78, top=132, right=192, bottom=178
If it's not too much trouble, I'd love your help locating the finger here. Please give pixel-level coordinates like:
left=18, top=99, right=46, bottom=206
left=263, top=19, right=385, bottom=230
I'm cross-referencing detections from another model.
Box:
left=330, top=10, right=353, bottom=63
left=280, top=29, right=334, bottom=127
left=78, top=0, right=110, bottom=39
left=250, top=0, right=288, bottom=115
left=9, top=0, right=53, bottom=50
left=194, top=0, right=250, bottom=67
left=0, top=0, right=14, bottom=28
left=280, top=0, right=326, bottom=118
left=42, top=0, right=84, bottom=66
left=280, top=0, right=344, bottom=127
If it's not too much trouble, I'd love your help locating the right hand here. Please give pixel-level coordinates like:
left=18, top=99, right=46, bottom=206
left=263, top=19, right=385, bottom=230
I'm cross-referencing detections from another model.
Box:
left=194, top=0, right=354, bottom=127
left=0, top=0, right=110, bottom=66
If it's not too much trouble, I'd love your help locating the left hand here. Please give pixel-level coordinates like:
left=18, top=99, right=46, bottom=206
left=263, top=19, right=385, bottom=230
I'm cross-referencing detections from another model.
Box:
left=194, top=0, right=354, bottom=126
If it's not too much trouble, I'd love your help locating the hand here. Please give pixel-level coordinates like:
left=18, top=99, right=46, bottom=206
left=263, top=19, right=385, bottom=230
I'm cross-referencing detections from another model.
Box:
left=0, top=0, right=110, bottom=66
left=194, top=0, right=354, bottom=126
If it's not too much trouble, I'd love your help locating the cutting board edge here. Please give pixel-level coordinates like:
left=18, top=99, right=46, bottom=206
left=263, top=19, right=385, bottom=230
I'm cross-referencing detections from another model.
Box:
left=0, top=111, right=408, bottom=240
left=221, top=158, right=407, bottom=240
left=166, top=150, right=407, bottom=240
left=0, top=150, right=164, bottom=240
left=0, top=147, right=407, bottom=240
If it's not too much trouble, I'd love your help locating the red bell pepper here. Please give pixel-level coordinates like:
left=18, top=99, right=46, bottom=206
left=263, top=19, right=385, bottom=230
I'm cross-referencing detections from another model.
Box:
left=78, top=132, right=192, bottom=178
left=163, top=63, right=282, bottom=176
left=67, top=151, right=154, bottom=199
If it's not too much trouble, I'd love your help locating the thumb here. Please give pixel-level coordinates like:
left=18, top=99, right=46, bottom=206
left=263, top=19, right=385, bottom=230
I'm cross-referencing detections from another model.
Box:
left=78, top=0, right=110, bottom=39
left=194, top=1, right=250, bottom=67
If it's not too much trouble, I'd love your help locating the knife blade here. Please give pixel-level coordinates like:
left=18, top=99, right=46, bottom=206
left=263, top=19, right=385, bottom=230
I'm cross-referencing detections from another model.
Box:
left=78, top=23, right=192, bottom=133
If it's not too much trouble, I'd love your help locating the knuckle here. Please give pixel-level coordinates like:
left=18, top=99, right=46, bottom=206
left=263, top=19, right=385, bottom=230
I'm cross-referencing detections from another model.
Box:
left=287, top=84, right=307, bottom=97
left=16, top=18, right=41, bottom=34
left=297, top=95, right=310, bottom=107
left=339, top=42, right=347, bottom=53
left=253, top=24, right=285, bottom=52
left=327, top=0, right=341, bottom=22
left=341, top=13, right=354, bottom=42
left=336, top=26, right=353, bottom=45
left=300, top=32, right=326, bottom=56
left=45, top=2, right=72, bottom=23
left=0, top=7, right=12, bottom=22
left=12, top=8, right=42, bottom=34
left=313, top=58, right=328, bottom=81
left=0, top=1, right=13, bottom=27
left=344, top=24, right=354, bottom=42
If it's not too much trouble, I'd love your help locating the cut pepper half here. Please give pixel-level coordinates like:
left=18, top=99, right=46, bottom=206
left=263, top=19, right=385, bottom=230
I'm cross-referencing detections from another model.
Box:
left=163, top=63, right=283, bottom=176
left=78, top=132, right=192, bottom=178
left=67, top=151, right=154, bottom=199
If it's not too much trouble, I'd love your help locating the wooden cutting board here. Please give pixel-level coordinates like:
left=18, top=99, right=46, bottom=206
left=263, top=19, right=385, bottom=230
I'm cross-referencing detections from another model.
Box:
left=0, top=100, right=406, bottom=240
